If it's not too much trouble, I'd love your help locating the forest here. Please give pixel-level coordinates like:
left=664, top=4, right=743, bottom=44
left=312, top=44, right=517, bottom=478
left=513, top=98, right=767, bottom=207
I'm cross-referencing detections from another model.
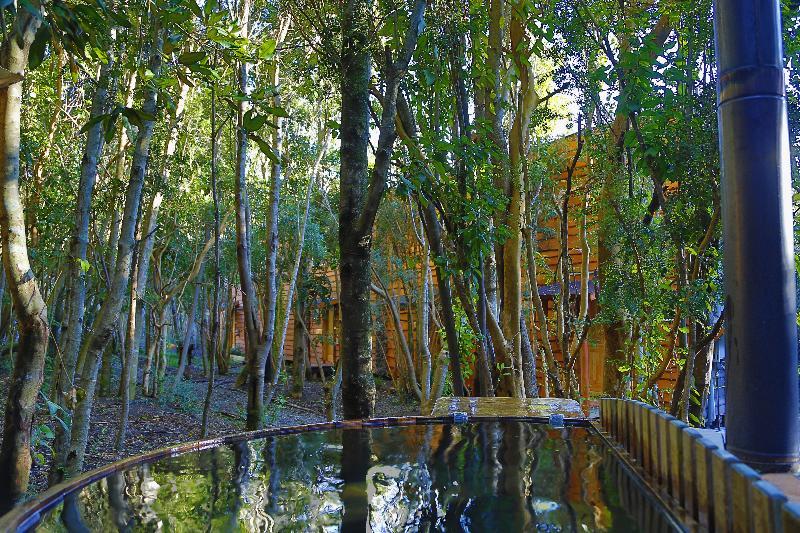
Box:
left=0, top=0, right=797, bottom=517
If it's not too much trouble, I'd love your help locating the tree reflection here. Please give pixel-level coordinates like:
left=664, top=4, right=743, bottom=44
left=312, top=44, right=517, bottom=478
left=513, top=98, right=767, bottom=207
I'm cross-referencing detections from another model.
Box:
left=340, top=428, right=371, bottom=531
left=107, top=471, right=131, bottom=532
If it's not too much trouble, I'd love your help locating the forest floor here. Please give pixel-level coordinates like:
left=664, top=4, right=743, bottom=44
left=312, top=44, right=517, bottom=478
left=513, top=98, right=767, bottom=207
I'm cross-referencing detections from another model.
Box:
left=0, top=357, right=419, bottom=499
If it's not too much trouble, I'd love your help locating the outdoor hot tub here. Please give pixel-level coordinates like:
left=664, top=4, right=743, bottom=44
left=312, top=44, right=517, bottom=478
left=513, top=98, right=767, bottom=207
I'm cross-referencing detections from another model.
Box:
left=0, top=417, right=685, bottom=532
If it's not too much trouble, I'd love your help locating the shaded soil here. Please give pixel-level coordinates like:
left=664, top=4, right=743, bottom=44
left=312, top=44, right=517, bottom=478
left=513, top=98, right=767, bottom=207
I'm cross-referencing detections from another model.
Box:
left=0, top=358, right=419, bottom=500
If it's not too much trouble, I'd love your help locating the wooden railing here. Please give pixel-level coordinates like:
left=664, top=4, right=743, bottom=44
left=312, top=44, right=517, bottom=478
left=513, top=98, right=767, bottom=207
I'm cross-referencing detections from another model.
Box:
left=599, top=398, right=800, bottom=532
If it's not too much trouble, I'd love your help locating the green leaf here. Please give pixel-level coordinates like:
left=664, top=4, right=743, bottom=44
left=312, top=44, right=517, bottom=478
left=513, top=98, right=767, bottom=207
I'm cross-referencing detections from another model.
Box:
left=258, top=39, right=276, bottom=60
left=79, top=113, right=107, bottom=134
left=184, top=0, right=203, bottom=19
left=103, top=112, right=119, bottom=143
left=243, top=109, right=267, bottom=132
left=263, top=105, right=289, bottom=118
left=77, top=258, right=91, bottom=273
left=248, top=133, right=279, bottom=164
left=37, top=425, right=54, bottom=440
left=28, top=22, right=51, bottom=70
left=178, top=51, right=206, bottom=65
left=203, top=0, right=217, bottom=17
left=623, top=129, right=637, bottom=148
left=121, top=107, right=155, bottom=129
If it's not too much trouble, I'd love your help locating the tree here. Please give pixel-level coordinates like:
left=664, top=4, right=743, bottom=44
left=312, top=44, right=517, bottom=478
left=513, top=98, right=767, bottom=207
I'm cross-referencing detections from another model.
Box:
left=338, top=0, right=426, bottom=419
left=0, top=8, right=46, bottom=512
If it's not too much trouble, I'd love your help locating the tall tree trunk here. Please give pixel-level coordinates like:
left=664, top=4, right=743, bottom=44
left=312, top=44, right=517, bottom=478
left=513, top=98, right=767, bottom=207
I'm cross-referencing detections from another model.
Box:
left=291, top=285, right=308, bottom=399
left=0, top=12, right=46, bottom=512
left=98, top=338, right=116, bottom=397
left=202, top=66, right=221, bottom=438
left=63, top=22, right=162, bottom=478
left=520, top=315, right=539, bottom=398
left=115, top=244, right=140, bottom=451
left=172, top=266, right=203, bottom=393
left=50, top=52, right=113, bottom=484
left=339, top=0, right=426, bottom=418
left=264, top=127, right=325, bottom=407
left=372, top=279, right=421, bottom=400
left=338, top=0, right=378, bottom=419
left=103, top=71, right=138, bottom=298
left=121, top=79, right=189, bottom=396
left=499, top=3, right=543, bottom=398
left=231, top=0, right=267, bottom=430
left=394, top=93, right=465, bottom=396
left=143, top=306, right=166, bottom=397
left=124, top=193, right=161, bottom=399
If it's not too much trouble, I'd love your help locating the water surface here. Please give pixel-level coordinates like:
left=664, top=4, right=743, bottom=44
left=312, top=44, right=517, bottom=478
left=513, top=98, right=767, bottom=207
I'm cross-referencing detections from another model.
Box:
left=34, top=421, right=678, bottom=532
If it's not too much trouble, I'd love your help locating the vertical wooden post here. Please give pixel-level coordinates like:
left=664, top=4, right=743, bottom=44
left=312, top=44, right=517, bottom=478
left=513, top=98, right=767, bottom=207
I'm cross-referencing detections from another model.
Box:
left=632, top=401, right=644, bottom=465
left=609, top=400, right=618, bottom=440
left=647, top=407, right=660, bottom=479
left=657, top=412, right=674, bottom=487
left=681, top=428, right=701, bottom=518
left=711, top=448, right=741, bottom=532
left=641, top=405, right=653, bottom=474
left=694, top=436, right=718, bottom=527
left=751, top=480, right=787, bottom=533
left=668, top=419, right=688, bottom=505
left=730, top=462, right=760, bottom=532
left=782, top=502, right=800, bottom=532
left=622, top=400, right=632, bottom=452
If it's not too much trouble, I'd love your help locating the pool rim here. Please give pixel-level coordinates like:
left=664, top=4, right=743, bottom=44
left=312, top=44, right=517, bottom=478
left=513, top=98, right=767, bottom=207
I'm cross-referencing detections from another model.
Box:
left=0, top=415, right=686, bottom=532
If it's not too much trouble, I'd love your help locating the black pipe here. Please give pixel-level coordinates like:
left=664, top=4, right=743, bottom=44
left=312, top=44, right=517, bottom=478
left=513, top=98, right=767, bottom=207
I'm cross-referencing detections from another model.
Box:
left=714, top=0, right=799, bottom=470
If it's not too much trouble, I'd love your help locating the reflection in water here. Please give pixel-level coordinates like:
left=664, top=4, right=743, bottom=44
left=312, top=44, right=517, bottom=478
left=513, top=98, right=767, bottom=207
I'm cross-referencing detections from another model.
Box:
left=34, top=422, right=677, bottom=532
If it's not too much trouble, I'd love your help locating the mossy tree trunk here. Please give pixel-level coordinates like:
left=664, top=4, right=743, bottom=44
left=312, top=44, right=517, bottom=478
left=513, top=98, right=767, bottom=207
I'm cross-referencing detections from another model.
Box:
left=339, top=0, right=426, bottom=418
left=0, top=11, right=46, bottom=512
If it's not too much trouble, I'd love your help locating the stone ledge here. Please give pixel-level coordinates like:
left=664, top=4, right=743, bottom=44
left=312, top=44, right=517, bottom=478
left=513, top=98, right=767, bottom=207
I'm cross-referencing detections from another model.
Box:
left=431, top=396, right=585, bottom=418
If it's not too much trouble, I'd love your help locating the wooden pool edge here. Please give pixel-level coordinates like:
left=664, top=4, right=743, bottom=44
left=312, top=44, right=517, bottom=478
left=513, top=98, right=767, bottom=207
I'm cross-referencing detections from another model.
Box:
left=0, top=414, right=684, bottom=532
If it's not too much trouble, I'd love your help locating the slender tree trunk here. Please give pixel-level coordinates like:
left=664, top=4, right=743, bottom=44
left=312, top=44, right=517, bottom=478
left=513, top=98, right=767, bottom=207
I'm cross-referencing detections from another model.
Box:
left=453, top=275, right=494, bottom=397
left=231, top=0, right=268, bottom=430
left=63, top=22, right=162, bottom=478
left=291, top=289, right=308, bottom=399
left=172, top=267, right=203, bottom=393
left=394, top=93, right=466, bottom=396
left=0, top=12, right=46, bottom=512
left=202, top=64, right=221, bottom=438
left=520, top=315, right=539, bottom=398
left=419, top=201, right=464, bottom=396
left=105, top=69, right=137, bottom=268
left=50, top=53, right=113, bottom=484
left=372, top=280, right=421, bottom=400
left=98, top=338, right=116, bottom=397
left=264, top=131, right=325, bottom=406
left=115, top=244, right=139, bottom=451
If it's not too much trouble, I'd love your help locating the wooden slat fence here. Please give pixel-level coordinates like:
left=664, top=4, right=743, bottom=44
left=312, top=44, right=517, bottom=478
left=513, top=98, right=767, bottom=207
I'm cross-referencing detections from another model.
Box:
left=600, top=398, right=800, bottom=532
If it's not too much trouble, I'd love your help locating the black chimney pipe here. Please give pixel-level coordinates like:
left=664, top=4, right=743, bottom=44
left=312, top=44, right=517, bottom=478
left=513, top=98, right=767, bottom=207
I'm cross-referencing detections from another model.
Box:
left=714, top=0, right=799, bottom=470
